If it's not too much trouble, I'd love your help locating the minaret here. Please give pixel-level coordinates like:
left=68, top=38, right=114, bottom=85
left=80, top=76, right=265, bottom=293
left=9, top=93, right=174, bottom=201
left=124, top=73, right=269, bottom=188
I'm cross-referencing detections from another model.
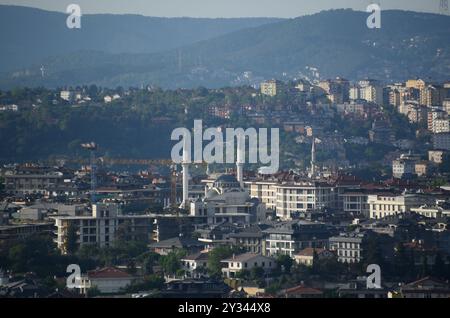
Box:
left=180, top=136, right=190, bottom=209
left=236, top=137, right=244, bottom=188
left=310, top=138, right=316, bottom=178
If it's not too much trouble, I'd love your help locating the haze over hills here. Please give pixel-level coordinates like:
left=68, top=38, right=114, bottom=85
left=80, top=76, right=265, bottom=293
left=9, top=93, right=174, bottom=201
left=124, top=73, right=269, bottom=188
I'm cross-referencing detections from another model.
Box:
left=1, top=8, right=450, bottom=89
left=0, top=5, right=282, bottom=72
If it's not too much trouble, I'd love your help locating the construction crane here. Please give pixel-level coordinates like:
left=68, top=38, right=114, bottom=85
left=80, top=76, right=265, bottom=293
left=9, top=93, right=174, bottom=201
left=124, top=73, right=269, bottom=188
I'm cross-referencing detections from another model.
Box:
left=81, top=142, right=98, bottom=203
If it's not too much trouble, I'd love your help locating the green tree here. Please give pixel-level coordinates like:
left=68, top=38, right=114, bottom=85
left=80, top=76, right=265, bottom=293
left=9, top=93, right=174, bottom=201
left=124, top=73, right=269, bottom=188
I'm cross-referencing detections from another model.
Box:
left=276, top=254, right=294, bottom=274
left=207, top=246, right=238, bottom=277
left=65, top=223, right=79, bottom=255
left=159, top=250, right=187, bottom=275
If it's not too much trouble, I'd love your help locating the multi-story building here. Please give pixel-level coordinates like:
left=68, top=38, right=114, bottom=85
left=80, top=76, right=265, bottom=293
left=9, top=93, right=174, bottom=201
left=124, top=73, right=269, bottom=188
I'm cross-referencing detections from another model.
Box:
left=4, top=166, right=68, bottom=195
left=52, top=203, right=154, bottom=253
left=274, top=181, right=335, bottom=220
left=221, top=253, right=276, bottom=278
left=60, top=90, right=74, bottom=102
left=358, top=79, right=383, bottom=105
left=428, top=108, right=447, bottom=132
left=246, top=180, right=278, bottom=211
left=392, top=152, right=421, bottom=179
left=432, top=119, right=450, bottom=134
left=228, top=224, right=270, bottom=254
left=329, top=232, right=367, bottom=263
left=432, top=133, right=450, bottom=151
left=260, top=80, right=279, bottom=97
left=263, top=220, right=330, bottom=257
left=429, top=150, right=445, bottom=164
left=246, top=179, right=336, bottom=220
left=367, top=193, right=432, bottom=219
left=340, top=189, right=370, bottom=218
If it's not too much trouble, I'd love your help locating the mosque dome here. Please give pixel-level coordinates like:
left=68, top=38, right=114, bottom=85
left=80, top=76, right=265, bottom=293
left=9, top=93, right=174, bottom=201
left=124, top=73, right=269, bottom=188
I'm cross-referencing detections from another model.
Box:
left=213, top=174, right=240, bottom=189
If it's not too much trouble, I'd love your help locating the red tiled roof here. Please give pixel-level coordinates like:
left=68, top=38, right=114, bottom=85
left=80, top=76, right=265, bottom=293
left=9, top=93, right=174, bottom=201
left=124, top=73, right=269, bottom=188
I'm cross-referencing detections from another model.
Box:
left=87, top=267, right=132, bottom=279
left=294, top=248, right=325, bottom=257
left=285, top=285, right=323, bottom=295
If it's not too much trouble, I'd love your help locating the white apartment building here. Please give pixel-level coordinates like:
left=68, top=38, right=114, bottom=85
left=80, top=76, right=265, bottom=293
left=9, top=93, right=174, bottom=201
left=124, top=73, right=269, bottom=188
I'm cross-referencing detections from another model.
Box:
left=246, top=179, right=335, bottom=220
left=60, top=90, right=74, bottom=102
left=392, top=153, right=420, bottom=179
left=367, top=193, right=432, bottom=219
left=432, top=119, right=450, bottom=134
left=410, top=204, right=450, bottom=219
left=329, top=232, right=365, bottom=263
left=52, top=203, right=154, bottom=253
left=221, top=253, right=276, bottom=278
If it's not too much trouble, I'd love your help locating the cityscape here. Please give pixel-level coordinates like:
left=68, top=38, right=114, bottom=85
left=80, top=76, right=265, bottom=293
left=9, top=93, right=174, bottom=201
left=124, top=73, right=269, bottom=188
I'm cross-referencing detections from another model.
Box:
left=0, top=0, right=450, bottom=305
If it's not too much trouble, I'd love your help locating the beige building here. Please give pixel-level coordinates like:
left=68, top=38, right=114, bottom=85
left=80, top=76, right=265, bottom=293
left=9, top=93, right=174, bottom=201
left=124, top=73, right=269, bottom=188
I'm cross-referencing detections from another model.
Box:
left=260, top=80, right=279, bottom=97
left=367, top=193, right=431, bottom=219
left=429, top=150, right=445, bottom=164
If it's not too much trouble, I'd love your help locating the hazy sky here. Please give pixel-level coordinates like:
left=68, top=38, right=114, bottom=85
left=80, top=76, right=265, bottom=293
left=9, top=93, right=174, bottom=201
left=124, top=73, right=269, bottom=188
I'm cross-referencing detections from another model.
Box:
left=0, top=0, right=443, bottom=18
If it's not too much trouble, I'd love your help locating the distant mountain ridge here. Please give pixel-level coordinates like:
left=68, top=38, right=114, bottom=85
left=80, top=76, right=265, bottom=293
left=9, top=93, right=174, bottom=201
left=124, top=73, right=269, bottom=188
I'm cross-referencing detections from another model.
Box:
left=0, top=5, right=282, bottom=72
left=1, top=8, right=450, bottom=89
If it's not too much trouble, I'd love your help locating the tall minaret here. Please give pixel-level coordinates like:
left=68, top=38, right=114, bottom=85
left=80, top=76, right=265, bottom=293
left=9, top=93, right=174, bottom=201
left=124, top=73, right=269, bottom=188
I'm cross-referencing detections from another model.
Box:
left=180, top=135, right=190, bottom=209
left=310, top=138, right=316, bottom=178
left=236, top=137, right=244, bottom=188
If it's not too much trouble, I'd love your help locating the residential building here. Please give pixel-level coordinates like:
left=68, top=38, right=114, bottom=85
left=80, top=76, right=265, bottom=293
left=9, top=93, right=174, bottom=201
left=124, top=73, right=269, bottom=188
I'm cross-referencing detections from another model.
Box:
left=329, top=232, right=366, bottom=263
left=428, top=150, right=445, bottom=164
left=341, top=189, right=370, bottom=218
left=281, top=285, right=324, bottom=298
left=86, top=267, right=135, bottom=294
left=399, top=277, right=450, bottom=298
left=52, top=203, right=155, bottom=253
left=392, top=152, right=421, bottom=179
left=263, top=220, right=330, bottom=257
left=293, top=247, right=334, bottom=267
left=260, top=80, right=279, bottom=97
left=367, top=193, right=432, bottom=219
left=181, top=252, right=209, bottom=279
left=274, top=180, right=335, bottom=220
left=228, top=224, right=270, bottom=254
left=4, top=166, right=68, bottom=195
left=432, top=133, right=450, bottom=151
left=60, top=90, right=74, bottom=102
left=221, top=253, right=276, bottom=278
left=149, top=236, right=205, bottom=256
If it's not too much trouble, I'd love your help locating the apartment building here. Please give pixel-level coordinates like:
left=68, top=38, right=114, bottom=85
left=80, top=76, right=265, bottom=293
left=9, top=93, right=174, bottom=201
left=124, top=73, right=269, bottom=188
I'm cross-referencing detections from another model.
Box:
left=329, top=232, right=366, bottom=263
left=260, top=80, right=279, bottom=97
left=367, top=193, right=432, bottom=219
left=52, top=203, right=154, bottom=253
left=263, top=220, right=330, bottom=257
left=392, top=153, right=421, bottom=179
left=340, top=189, right=370, bottom=218
left=4, top=166, right=68, bottom=195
